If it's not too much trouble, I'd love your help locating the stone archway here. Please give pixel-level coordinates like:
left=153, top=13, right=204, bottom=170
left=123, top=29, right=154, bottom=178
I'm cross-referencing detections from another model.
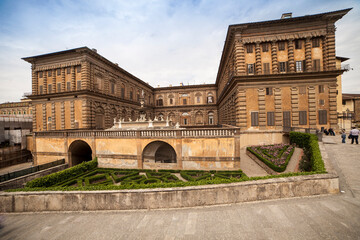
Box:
left=142, top=141, right=176, bottom=164
left=68, top=140, right=92, bottom=166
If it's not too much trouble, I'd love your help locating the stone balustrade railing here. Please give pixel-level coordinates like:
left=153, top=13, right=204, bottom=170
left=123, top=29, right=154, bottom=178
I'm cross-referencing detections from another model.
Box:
left=34, top=128, right=238, bottom=138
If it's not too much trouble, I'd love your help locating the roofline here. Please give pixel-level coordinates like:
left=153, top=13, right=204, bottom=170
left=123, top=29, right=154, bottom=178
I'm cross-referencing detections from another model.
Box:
left=336, top=56, right=350, bottom=62
left=22, top=47, right=155, bottom=90
left=154, top=84, right=216, bottom=91
left=215, top=8, right=352, bottom=86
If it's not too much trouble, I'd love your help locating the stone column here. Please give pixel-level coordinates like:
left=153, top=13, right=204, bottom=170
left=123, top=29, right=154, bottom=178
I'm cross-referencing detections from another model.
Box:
left=51, top=102, right=56, bottom=130
left=43, top=72, right=48, bottom=94
left=105, top=104, right=110, bottom=128
left=32, top=104, right=37, bottom=131
left=291, top=87, right=299, bottom=126
left=32, top=67, right=38, bottom=95
left=82, top=99, right=91, bottom=129
left=326, top=25, right=336, bottom=70
left=329, top=84, right=338, bottom=129
left=81, top=61, right=91, bottom=90
left=308, top=86, right=317, bottom=128
left=71, top=66, right=76, bottom=91
left=70, top=100, right=75, bottom=129
left=305, top=37, right=312, bottom=71
left=255, top=42, right=262, bottom=75
left=61, top=101, right=65, bottom=130
left=42, top=103, right=47, bottom=130
left=288, top=39, right=295, bottom=73
left=274, top=88, right=282, bottom=129
left=61, top=68, right=66, bottom=92
left=234, top=33, right=246, bottom=75
left=236, top=89, right=247, bottom=128
left=271, top=41, right=278, bottom=74
left=52, top=69, right=56, bottom=93
left=258, top=88, right=266, bottom=129
left=322, top=37, right=328, bottom=71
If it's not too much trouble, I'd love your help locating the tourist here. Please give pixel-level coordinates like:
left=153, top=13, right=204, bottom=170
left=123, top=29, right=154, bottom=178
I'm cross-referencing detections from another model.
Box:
left=328, top=128, right=335, bottom=136
left=349, top=127, right=360, bottom=144
left=341, top=129, right=346, bottom=143
left=324, top=129, right=329, bottom=135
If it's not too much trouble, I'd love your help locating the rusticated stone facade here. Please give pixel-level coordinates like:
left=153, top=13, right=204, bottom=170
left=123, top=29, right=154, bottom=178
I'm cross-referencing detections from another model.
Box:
left=23, top=8, right=350, bottom=132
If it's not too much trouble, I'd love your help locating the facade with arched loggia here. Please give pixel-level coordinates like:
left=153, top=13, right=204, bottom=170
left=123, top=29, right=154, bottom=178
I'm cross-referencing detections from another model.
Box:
left=24, top=9, right=351, bottom=169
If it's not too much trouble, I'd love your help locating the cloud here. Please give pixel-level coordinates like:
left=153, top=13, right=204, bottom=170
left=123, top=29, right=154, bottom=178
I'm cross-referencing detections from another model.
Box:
left=0, top=0, right=359, bottom=102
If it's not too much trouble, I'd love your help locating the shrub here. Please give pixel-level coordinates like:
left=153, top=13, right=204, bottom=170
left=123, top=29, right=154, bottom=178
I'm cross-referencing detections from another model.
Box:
left=180, top=171, right=211, bottom=181
left=25, top=158, right=98, bottom=188
left=290, top=132, right=325, bottom=173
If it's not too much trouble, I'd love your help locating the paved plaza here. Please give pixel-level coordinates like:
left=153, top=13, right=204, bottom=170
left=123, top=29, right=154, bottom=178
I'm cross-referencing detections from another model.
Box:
left=0, top=135, right=359, bottom=240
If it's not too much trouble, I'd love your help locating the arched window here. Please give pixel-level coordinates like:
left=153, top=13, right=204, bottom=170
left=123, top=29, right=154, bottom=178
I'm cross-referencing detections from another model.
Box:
left=195, top=92, right=202, bottom=104
left=207, top=92, right=214, bottom=104
left=168, top=94, right=174, bottom=105
left=181, top=112, right=190, bottom=125
left=195, top=111, right=203, bottom=124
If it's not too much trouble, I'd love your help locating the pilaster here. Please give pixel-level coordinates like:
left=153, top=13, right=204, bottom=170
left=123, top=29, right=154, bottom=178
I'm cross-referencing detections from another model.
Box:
left=43, top=73, right=47, bottom=94
left=234, top=33, right=246, bottom=75
left=308, top=86, right=317, bottom=128
left=274, top=88, right=282, bottom=129
left=70, top=100, right=75, bottom=129
left=51, top=69, right=56, bottom=93
left=258, top=88, right=266, bottom=129
left=61, top=68, right=66, bottom=92
left=322, top=37, right=328, bottom=71
left=61, top=101, right=65, bottom=130
left=291, top=87, right=299, bottom=126
left=81, top=61, right=91, bottom=90
left=32, top=67, right=38, bottom=95
left=271, top=41, right=278, bottom=74
left=51, top=102, right=56, bottom=130
left=305, top=37, right=312, bottom=71
left=326, top=25, right=336, bottom=70
left=288, top=39, right=295, bottom=73
left=42, top=103, right=47, bottom=130
left=255, top=42, right=262, bottom=75
left=329, top=84, right=338, bottom=129
left=236, top=88, right=247, bottom=128
left=71, top=66, right=76, bottom=91
left=32, top=104, right=37, bottom=131
left=82, top=99, right=91, bottom=129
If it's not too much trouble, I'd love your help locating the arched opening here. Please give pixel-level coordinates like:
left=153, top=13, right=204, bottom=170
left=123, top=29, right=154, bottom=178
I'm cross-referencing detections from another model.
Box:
left=68, top=140, right=92, bottom=166
left=143, top=141, right=176, bottom=164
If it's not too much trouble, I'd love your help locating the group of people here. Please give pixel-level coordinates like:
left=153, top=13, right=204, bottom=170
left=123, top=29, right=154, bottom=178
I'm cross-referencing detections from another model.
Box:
left=341, top=127, right=360, bottom=144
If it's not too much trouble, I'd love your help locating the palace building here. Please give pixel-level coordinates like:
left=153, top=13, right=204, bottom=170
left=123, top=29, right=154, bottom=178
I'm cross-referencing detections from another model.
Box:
left=23, top=9, right=351, bottom=169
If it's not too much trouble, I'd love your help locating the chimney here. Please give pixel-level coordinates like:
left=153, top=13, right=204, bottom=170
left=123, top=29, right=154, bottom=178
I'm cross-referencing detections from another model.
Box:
left=281, top=13, right=292, bottom=19
left=91, top=48, right=97, bottom=53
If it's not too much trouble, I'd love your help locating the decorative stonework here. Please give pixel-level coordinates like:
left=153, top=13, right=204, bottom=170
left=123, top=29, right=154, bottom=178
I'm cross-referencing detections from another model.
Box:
left=258, top=88, right=266, bottom=129
left=51, top=102, right=56, bottom=130
left=271, top=41, right=278, bottom=74
left=291, top=87, right=299, bottom=126
left=328, top=84, right=338, bottom=128
left=236, top=88, right=247, bottom=128
left=274, top=88, right=282, bottom=129
left=255, top=42, right=262, bottom=74
left=71, top=66, right=76, bottom=91
left=70, top=100, right=75, bottom=129
left=305, top=38, right=312, bottom=71
left=61, top=101, right=65, bottom=130
left=287, top=40, right=295, bottom=73
left=308, top=86, right=316, bottom=128
left=42, top=104, right=47, bottom=130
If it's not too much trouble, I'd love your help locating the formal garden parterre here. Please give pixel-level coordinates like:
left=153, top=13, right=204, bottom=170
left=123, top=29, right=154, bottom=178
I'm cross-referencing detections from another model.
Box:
left=6, top=132, right=326, bottom=192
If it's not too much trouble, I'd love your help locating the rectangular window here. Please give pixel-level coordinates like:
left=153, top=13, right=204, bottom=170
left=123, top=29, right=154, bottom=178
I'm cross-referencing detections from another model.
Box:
left=283, top=111, right=291, bottom=127
left=318, top=110, right=327, bottom=124
left=39, top=72, right=43, bottom=78
left=57, top=83, right=61, bottom=92
left=67, top=82, right=71, bottom=91
left=130, top=91, right=133, bottom=100
left=156, top=99, right=163, bottom=106
left=247, top=64, right=254, bottom=74
left=196, top=96, right=200, bottom=103
left=183, top=118, right=188, bottom=125
left=251, top=112, right=259, bottom=126
left=267, top=112, right=275, bottom=126
left=121, top=88, right=125, bottom=98
left=312, top=38, right=320, bottom=48
left=319, top=85, right=324, bottom=93
left=57, top=69, right=61, bottom=76
left=319, top=99, right=325, bottom=106
left=48, top=71, right=52, bottom=77
left=278, top=41, right=285, bottom=51
left=263, top=63, right=270, bottom=74
left=183, top=99, right=187, bottom=105
left=111, top=83, right=115, bottom=94
left=262, top=43, right=269, bottom=52
left=266, top=87, right=273, bottom=95
left=77, top=80, right=81, bottom=90
left=313, top=59, right=320, bottom=71
left=246, top=44, right=253, bottom=53
left=66, top=68, right=71, bottom=74
left=279, top=62, right=286, bottom=73
left=299, top=111, right=307, bottom=125
left=299, top=86, right=306, bottom=94
left=76, top=66, right=81, bottom=73
left=48, top=84, right=52, bottom=93
left=295, top=39, right=302, bottom=49
left=39, top=85, right=43, bottom=94
left=296, top=61, right=303, bottom=72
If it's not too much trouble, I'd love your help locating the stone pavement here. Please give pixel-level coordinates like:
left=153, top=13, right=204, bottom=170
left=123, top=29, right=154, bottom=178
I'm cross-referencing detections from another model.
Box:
left=0, top=135, right=360, bottom=239
left=0, top=162, right=33, bottom=175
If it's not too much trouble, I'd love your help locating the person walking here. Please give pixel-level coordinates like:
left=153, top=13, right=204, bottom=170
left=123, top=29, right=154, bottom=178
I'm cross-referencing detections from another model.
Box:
left=349, top=127, right=360, bottom=144
left=341, top=129, right=346, bottom=143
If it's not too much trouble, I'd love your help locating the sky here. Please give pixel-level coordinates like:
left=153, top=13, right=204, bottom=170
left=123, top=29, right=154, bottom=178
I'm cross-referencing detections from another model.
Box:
left=0, top=0, right=359, bottom=103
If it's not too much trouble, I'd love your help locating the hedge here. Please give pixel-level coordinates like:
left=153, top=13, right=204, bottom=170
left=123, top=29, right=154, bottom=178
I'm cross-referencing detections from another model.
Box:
left=247, top=146, right=294, bottom=172
left=25, top=158, right=98, bottom=188
left=290, top=132, right=325, bottom=173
